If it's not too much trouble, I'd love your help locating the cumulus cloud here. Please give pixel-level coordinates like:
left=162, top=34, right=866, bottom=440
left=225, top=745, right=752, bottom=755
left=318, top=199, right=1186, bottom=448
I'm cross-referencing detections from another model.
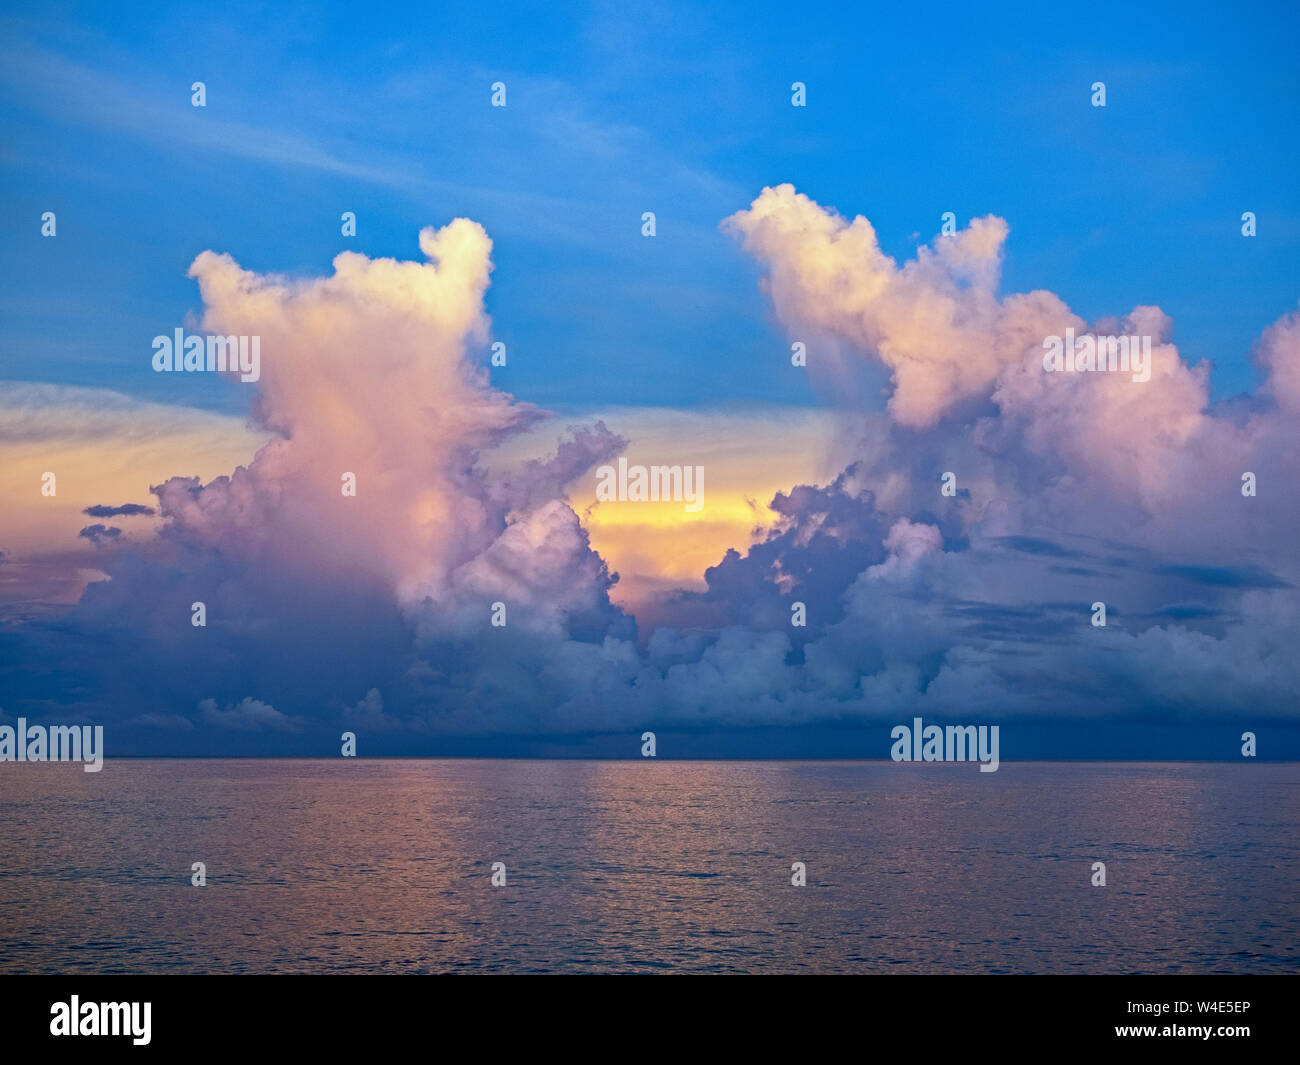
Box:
left=3, top=197, right=1299, bottom=751
left=709, top=186, right=1300, bottom=724
left=1, top=222, right=634, bottom=742
left=722, top=183, right=1060, bottom=428
left=199, top=697, right=299, bottom=732
left=724, top=187, right=1300, bottom=552
left=1256, top=300, right=1300, bottom=412
left=343, top=688, right=402, bottom=732
left=162, top=221, right=532, bottom=596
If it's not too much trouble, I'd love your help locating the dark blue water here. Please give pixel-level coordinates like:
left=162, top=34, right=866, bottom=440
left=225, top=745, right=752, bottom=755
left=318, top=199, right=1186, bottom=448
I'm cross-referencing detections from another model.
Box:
left=0, top=760, right=1296, bottom=973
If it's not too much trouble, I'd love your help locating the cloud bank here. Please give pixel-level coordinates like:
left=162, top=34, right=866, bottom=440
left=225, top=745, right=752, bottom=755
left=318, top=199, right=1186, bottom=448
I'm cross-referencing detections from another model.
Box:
left=3, top=193, right=1299, bottom=753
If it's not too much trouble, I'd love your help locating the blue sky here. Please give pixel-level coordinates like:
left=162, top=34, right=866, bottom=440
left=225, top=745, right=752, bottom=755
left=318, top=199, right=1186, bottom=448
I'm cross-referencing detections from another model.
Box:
left=2, top=1, right=1299, bottom=758
left=3, top=0, right=1298, bottom=414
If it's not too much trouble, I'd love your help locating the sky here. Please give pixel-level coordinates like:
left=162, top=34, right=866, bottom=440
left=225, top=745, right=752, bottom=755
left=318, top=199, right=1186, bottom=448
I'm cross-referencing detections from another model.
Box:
left=1, top=0, right=1299, bottom=757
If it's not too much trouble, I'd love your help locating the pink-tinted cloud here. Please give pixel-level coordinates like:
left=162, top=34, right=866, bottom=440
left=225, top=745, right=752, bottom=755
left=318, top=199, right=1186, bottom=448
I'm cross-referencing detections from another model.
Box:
left=158, top=223, right=623, bottom=628
left=5, top=199, right=1299, bottom=748
left=723, top=183, right=1059, bottom=428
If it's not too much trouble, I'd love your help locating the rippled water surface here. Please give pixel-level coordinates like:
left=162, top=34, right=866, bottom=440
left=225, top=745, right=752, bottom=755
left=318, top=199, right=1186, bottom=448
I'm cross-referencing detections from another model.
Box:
left=1, top=759, right=1296, bottom=973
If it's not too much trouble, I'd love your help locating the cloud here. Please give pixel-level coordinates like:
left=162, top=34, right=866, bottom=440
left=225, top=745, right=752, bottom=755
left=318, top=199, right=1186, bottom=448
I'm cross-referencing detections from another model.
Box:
left=3, top=197, right=1300, bottom=750
left=83, top=504, right=155, bottom=518
left=1256, top=300, right=1300, bottom=412
left=725, top=188, right=1300, bottom=556
left=1152, top=564, right=1292, bottom=590
left=199, top=697, right=300, bottom=733
left=158, top=219, right=554, bottom=607
left=688, top=186, right=1300, bottom=725
left=0, top=222, right=634, bottom=743
left=343, top=688, right=402, bottom=733
left=77, top=524, right=122, bottom=545
left=0, top=383, right=265, bottom=604
left=722, top=183, right=1053, bottom=428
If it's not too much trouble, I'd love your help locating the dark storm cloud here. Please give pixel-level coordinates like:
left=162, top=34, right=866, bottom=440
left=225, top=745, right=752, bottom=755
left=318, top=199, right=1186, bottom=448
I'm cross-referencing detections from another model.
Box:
left=1153, top=564, right=1292, bottom=590
left=82, top=503, right=156, bottom=518
left=77, top=524, right=122, bottom=545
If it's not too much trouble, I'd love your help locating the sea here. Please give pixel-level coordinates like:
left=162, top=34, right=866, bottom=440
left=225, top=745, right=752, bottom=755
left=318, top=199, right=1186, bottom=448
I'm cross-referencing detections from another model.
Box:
left=1, top=759, right=1296, bottom=973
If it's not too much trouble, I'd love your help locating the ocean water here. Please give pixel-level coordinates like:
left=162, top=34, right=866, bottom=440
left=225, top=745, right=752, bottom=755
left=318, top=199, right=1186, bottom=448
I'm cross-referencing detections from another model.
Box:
left=0, top=759, right=1296, bottom=974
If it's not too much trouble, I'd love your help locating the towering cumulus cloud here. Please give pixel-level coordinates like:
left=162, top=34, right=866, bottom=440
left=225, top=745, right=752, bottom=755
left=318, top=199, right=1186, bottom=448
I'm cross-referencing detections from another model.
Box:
left=3, top=224, right=632, bottom=747
left=711, top=185, right=1300, bottom=726
left=161, top=222, right=633, bottom=627
left=722, top=183, right=1035, bottom=428
left=722, top=186, right=1300, bottom=547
